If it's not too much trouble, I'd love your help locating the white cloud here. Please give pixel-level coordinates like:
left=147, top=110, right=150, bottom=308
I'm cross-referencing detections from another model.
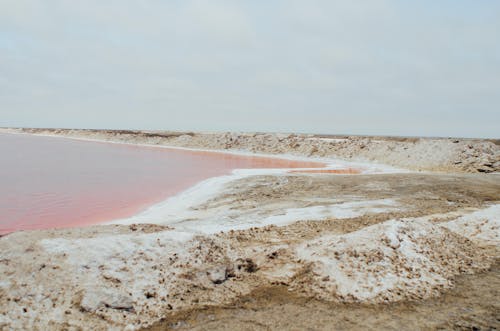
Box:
left=0, top=0, right=499, bottom=137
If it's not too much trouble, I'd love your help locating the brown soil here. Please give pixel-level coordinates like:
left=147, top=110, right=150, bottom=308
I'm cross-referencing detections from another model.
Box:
left=144, top=259, right=500, bottom=331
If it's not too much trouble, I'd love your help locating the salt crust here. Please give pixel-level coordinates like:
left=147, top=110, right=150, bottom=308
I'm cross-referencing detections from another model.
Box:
left=443, top=204, right=500, bottom=246
left=0, top=204, right=497, bottom=330
left=111, top=163, right=401, bottom=232
left=294, top=218, right=493, bottom=303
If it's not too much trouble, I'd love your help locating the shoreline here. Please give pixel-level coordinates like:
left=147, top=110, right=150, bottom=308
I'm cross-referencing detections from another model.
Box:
left=0, top=130, right=405, bottom=234
left=0, top=129, right=407, bottom=173
left=0, top=129, right=499, bottom=330
left=2, top=127, right=498, bottom=173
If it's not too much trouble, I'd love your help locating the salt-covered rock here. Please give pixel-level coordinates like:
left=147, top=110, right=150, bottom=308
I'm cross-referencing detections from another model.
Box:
left=207, top=265, right=228, bottom=284
left=80, top=288, right=134, bottom=312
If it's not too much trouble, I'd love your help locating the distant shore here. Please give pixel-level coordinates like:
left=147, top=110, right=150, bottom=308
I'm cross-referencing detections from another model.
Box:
left=1, top=127, right=499, bottom=173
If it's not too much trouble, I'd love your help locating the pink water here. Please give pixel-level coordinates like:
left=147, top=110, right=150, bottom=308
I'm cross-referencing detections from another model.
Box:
left=0, top=133, right=324, bottom=234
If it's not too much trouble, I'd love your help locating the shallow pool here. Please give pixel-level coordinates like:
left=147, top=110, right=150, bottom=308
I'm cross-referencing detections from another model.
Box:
left=0, top=133, right=324, bottom=234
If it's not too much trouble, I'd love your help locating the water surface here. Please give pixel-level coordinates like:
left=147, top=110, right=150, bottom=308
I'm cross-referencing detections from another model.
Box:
left=0, top=133, right=323, bottom=234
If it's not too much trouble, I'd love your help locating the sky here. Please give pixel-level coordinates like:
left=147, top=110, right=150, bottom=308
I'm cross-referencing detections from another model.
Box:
left=1, top=1, right=499, bottom=138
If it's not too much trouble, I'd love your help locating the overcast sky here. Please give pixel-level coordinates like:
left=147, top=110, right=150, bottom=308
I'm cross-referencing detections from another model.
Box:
left=1, top=1, right=499, bottom=138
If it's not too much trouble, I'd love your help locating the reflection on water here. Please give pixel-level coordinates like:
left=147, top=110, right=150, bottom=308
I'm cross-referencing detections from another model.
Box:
left=0, top=133, right=324, bottom=234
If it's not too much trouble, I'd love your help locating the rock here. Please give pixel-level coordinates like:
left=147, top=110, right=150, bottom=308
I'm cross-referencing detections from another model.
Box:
left=237, top=258, right=258, bottom=273
left=80, top=289, right=134, bottom=312
left=207, top=266, right=228, bottom=284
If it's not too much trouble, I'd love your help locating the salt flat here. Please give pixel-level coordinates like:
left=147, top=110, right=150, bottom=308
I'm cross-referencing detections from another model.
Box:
left=0, top=129, right=499, bottom=330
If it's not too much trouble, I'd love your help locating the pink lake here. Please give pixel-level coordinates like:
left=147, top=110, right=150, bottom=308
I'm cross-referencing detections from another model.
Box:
left=0, top=133, right=324, bottom=234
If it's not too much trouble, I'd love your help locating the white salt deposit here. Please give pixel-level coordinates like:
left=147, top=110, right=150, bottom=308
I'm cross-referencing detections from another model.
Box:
left=443, top=204, right=500, bottom=245
left=171, top=199, right=399, bottom=234
left=41, top=229, right=198, bottom=307
left=295, top=218, right=490, bottom=302
left=111, top=156, right=403, bottom=233
left=40, top=229, right=228, bottom=329
left=113, top=189, right=399, bottom=234
left=246, top=199, right=398, bottom=227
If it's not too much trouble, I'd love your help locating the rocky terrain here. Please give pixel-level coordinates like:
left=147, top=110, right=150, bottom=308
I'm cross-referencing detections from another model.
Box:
left=0, top=129, right=499, bottom=330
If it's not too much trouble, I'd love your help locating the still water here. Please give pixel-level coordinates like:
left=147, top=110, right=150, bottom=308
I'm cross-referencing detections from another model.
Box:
left=0, top=133, right=323, bottom=234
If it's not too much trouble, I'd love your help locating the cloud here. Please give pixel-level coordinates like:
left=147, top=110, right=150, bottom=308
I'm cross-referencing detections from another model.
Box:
left=0, top=0, right=499, bottom=137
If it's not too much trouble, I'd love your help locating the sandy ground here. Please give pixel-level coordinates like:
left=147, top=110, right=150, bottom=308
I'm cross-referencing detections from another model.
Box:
left=0, top=129, right=499, bottom=330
